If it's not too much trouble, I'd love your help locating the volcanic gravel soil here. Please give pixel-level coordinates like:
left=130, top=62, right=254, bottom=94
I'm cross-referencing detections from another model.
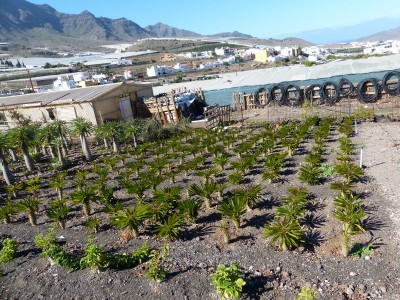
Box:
left=1, top=120, right=400, bottom=300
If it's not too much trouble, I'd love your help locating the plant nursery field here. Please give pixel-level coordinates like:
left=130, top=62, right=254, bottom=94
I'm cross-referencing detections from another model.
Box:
left=0, top=115, right=399, bottom=300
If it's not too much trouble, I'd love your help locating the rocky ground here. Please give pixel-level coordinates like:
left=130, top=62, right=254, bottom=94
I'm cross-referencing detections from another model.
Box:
left=1, top=119, right=400, bottom=300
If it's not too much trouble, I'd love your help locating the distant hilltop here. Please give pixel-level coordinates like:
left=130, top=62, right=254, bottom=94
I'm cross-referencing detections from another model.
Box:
left=0, top=0, right=313, bottom=51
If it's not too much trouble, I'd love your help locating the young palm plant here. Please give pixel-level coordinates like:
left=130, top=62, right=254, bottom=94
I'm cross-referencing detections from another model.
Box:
left=70, top=117, right=94, bottom=161
left=71, top=186, right=96, bottom=217
left=46, top=199, right=69, bottom=229
left=0, top=198, right=17, bottom=224
left=189, top=180, right=217, bottom=209
left=18, top=196, right=41, bottom=226
left=50, top=171, right=67, bottom=200
left=0, top=131, right=15, bottom=185
left=110, top=204, right=153, bottom=237
left=334, top=161, right=364, bottom=184
left=263, top=216, right=304, bottom=251
left=232, top=184, right=263, bottom=211
left=333, top=192, right=366, bottom=257
left=8, top=124, right=37, bottom=172
left=218, top=196, right=246, bottom=229
left=298, top=163, right=323, bottom=185
left=178, top=199, right=201, bottom=224
left=214, top=153, right=230, bottom=171
left=153, top=213, right=184, bottom=240
left=330, top=181, right=356, bottom=195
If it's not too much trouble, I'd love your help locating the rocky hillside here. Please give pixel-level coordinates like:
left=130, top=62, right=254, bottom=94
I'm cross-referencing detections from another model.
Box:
left=0, top=0, right=313, bottom=51
left=145, top=23, right=201, bottom=38
left=357, top=26, right=400, bottom=42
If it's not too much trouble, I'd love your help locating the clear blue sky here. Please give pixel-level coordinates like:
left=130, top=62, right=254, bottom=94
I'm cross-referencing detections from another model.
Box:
left=28, top=0, right=400, bottom=42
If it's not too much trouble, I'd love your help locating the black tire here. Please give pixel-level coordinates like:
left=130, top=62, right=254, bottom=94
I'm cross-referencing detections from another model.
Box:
left=270, top=84, right=286, bottom=106
left=357, top=78, right=379, bottom=103
left=321, top=81, right=339, bottom=105
left=285, top=84, right=302, bottom=107
left=305, top=84, right=323, bottom=105
left=338, top=78, right=354, bottom=97
left=382, top=71, right=400, bottom=96
left=255, top=87, right=271, bottom=106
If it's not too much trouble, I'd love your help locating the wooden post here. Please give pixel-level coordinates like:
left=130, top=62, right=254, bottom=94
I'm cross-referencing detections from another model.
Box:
left=172, top=94, right=180, bottom=123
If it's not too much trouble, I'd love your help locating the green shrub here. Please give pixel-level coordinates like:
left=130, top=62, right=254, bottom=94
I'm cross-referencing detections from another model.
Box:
left=210, top=263, right=246, bottom=300
left=0, top=238, right=18, bottom=264
left=146, top=244, right=169, bottom=282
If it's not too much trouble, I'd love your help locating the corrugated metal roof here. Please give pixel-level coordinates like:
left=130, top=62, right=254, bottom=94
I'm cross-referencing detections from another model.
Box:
left=0, top=82, right=151, bottom=108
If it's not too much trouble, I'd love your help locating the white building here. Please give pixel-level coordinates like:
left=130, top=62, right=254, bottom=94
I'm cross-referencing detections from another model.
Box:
left=280, top=47, right=298, bottom=58
left=147, top=65, right=174, bottom=77
left=53, top=77, right=77, bottom=91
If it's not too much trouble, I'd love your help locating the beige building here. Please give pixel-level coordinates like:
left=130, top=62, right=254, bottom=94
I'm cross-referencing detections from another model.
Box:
left=254, top=50, right=270, bottom=63
left=0, top=81, right=153, bottom=129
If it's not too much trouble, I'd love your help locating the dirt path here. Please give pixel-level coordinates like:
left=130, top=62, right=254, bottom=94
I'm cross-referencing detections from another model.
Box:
left=356, top=122, right=400, bottom=252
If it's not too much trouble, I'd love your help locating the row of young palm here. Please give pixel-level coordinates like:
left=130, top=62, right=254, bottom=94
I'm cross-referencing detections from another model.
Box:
left=332, top=117, right=366, bottom=257
left=0, top=117, right=182, bottom=187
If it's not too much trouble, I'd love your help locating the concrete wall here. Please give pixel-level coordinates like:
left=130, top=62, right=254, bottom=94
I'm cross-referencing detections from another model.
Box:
left=2, top=101, right=97, bottom=129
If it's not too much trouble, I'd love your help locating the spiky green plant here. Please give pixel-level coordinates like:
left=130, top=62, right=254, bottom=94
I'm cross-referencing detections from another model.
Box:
left=334, top=161, right=364, bottom=183
left=304, top=152, right=323, bottom=165
left=153, top=213, right=184, bottom=240
left=18, top=196, right=41, bottom=226
left=263, top=217, right=304, bottom=251
left=189, top=180, right=217, bottom=209
left=338, top=137, right=355, bottom=155
left=70, top=117, right=94, bottom=161
left=333, top=192, right=366, bottom=257
left=0, top=198, right=16, bottom=224
left=46, top=199, right=69, bottom=229
left=218, top=219, right=230, bottom=245
left=298, top=163, right=323, bottom=185
left=338, top=117, right=354, bottom=137
left=6, top=183, right=22, bottom=198
left=71, top=186, right=96, bottom=217
left=330, top=181, right=356, bottom=195
left=72, top=170, right=89, bottom=191
left=178, top=199, right=201, bottom=223
left=227, top=171, right=244, bottom=185
left=196, top=167, right=219, bottom=183
left=25, top=176, right=41, bottom=195
left=125, top=179, right=151, bottom=201
left=84, top=217, right=102, bottom=234
left=218, top=197, right=246, bottom=229
left=232, top=184, right=263, bottom=211
left=110, top=204, right=153, bottom=237
left=50, top=171, right=67, bottom=200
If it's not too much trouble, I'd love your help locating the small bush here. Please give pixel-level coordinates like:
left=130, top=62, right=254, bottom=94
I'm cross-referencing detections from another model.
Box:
left=210, top=263, right=246, bottom=300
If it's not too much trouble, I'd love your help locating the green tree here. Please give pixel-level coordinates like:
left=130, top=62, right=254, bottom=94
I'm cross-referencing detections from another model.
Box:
left=0, top=132, right=15, bottom=185
left=70, top=117, right=93, bottom=161
left=8, top=124, right=37, bottom=172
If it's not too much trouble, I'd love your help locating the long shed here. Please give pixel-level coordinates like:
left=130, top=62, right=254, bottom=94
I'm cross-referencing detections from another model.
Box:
left=0, top=81, right=153, bottom=128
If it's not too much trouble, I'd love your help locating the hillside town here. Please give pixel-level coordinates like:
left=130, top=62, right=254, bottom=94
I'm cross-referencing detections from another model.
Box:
left=1, top=39, right=400, bottom=97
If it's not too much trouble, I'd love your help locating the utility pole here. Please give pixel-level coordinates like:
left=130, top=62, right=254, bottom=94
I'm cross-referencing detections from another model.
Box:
left=27, top=69, right=35, bottom=93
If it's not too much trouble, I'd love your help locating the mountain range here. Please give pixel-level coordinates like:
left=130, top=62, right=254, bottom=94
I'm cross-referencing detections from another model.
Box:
left=1, top=0, right=400, bottom=52
left=0, top=0, right=314, bottom=51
